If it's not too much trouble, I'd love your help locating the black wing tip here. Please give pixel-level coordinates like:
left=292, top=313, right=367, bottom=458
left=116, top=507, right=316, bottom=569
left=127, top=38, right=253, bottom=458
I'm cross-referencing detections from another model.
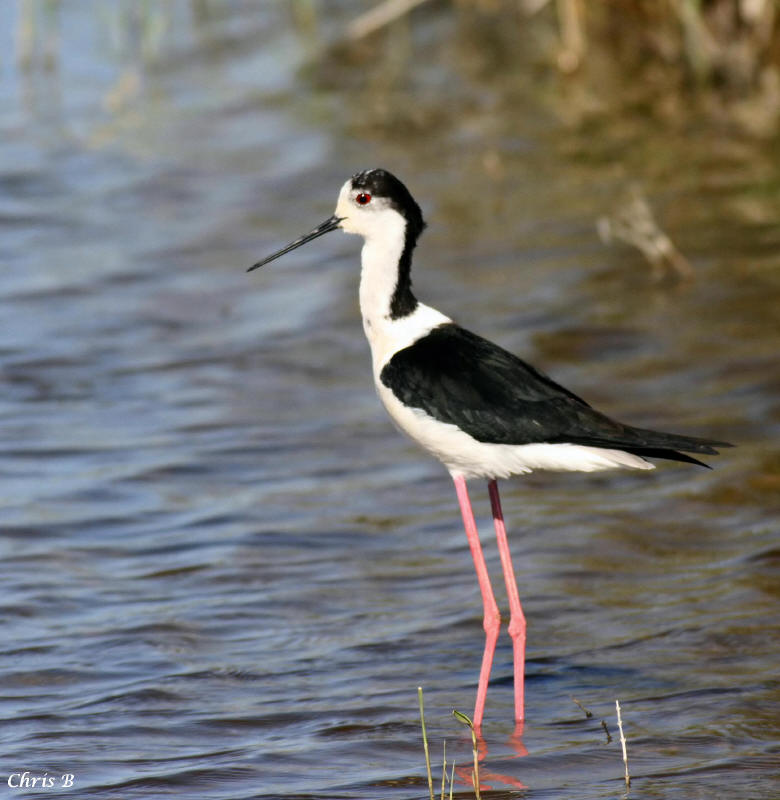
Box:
left=624, top=440, right=734, bottom=468
left=670, top=451, right=713, bottom=468
left=626, top=427, right=734, bottom=457
left=683, top=440, right=734, bottom=457
left=621, top=447, right=712, bottom=468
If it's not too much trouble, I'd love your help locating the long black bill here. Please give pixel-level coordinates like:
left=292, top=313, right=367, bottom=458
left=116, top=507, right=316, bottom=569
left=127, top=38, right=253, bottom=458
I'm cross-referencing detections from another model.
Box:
left=248, top=215, right=343, bottom=272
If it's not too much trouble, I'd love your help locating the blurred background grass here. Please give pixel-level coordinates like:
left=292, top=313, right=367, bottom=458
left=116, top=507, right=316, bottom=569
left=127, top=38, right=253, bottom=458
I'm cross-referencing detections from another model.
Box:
left=14, top=0, right=780, bottom=135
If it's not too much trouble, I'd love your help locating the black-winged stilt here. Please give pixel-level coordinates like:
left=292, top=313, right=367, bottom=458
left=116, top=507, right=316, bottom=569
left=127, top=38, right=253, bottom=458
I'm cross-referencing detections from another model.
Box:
left=249, top=168, right=730, bottom=730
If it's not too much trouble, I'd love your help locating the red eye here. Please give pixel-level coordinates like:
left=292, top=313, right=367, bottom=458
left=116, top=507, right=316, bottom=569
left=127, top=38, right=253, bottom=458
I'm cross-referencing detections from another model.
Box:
left=356, top=192, right=371, bottom=205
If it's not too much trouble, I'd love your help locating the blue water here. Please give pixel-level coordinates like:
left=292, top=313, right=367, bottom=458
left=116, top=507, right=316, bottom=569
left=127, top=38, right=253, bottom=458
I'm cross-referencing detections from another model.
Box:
left=1, top=2, right=778, bottom=798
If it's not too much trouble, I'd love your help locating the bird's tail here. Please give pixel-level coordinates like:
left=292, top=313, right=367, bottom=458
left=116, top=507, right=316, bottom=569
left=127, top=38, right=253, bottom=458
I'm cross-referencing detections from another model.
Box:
left=568, top=426, right=732, bottom=468
left=607, top=426, right=732, bottom=468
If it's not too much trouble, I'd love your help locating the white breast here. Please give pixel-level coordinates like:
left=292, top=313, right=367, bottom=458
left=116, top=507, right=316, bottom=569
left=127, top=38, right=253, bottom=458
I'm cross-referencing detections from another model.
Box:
left=363, top=302, right=451, bottom=373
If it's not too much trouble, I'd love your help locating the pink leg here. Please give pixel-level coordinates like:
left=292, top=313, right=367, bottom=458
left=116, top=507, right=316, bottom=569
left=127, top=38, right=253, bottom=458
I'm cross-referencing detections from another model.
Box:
left=488, top=479, right=526, bottom=725
left=453, top=475, right=500, bottom=731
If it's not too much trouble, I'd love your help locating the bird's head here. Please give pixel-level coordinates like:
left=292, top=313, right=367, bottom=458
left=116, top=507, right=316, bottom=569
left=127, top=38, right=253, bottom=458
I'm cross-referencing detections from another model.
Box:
left=248, top=168, right=425, bottom=272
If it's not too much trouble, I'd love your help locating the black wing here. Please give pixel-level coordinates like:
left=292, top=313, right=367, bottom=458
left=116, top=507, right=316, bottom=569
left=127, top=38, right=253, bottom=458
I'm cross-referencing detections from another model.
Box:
left=379, top=323, right=731, bottom=465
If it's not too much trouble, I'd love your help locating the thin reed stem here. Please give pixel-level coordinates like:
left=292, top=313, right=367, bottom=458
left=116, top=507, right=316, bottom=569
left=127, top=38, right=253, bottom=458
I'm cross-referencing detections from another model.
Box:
left=418, top=687, right=434, bottom=800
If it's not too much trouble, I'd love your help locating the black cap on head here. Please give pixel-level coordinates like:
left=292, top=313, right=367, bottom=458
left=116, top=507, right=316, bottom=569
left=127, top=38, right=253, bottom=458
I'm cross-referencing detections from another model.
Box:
left=351, top=168, right=426, bottom=241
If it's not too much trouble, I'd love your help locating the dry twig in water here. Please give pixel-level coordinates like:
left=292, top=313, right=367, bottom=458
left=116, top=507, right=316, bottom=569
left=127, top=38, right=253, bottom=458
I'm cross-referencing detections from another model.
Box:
left=597, top=184, right=693, bottom=282
left=616, top=699, right=630, bottom=790
left=572, top=696, right=593, bottom=718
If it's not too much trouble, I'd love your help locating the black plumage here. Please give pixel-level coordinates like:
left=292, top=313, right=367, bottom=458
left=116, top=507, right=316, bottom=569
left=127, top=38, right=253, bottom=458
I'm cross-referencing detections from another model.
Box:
left=380, top=323, right=730, bottom=466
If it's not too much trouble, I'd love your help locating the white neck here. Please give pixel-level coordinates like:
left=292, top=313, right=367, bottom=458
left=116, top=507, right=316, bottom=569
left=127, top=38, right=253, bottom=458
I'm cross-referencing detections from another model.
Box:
left=357, top=212, right=407, bottom=326
left=356, top=220, right=450, bottom=372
